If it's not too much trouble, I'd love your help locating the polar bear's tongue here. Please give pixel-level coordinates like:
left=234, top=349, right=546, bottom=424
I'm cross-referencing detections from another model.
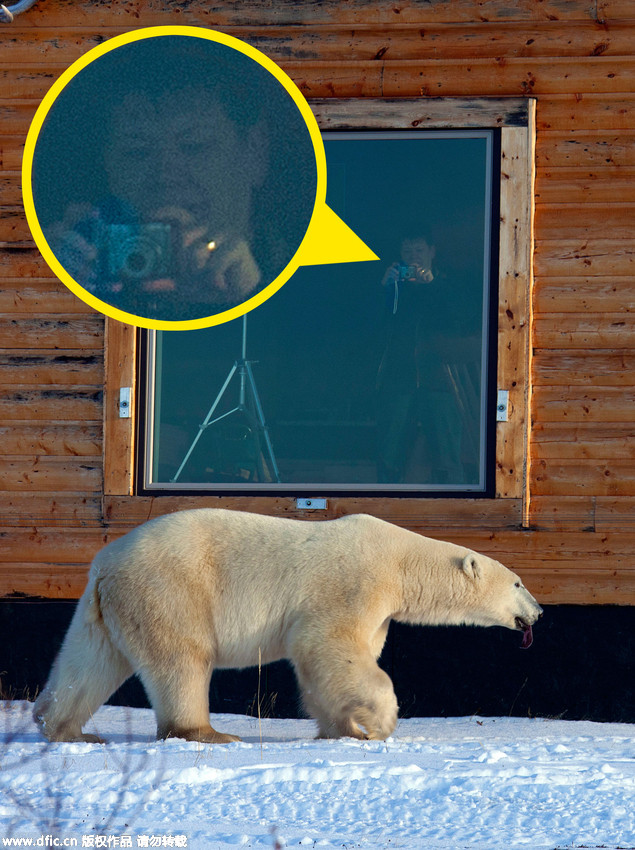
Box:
left=520, top=625, right=533, bottom=649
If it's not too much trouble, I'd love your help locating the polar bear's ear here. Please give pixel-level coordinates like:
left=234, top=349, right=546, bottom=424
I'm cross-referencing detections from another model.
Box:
left=461, top=553, right=481, bottom=580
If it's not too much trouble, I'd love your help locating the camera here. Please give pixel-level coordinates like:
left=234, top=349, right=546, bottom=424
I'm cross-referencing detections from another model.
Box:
left=101, top=223, right=177, bottom=283
left=396, top=262, right=434, bottom=284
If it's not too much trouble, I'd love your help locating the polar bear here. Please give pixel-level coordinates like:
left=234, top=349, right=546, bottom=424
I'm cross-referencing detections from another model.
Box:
left=34, top=510, right=543, bottom=744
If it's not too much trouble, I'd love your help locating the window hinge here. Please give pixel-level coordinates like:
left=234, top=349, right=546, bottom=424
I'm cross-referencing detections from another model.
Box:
left=496, top=389, right=509, bottom=422
left=119, top=387, right=132, bottom=418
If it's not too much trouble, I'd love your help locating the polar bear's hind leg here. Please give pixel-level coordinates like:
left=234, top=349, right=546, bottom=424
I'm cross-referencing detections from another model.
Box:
left=33, top=594, right=133, bottom=743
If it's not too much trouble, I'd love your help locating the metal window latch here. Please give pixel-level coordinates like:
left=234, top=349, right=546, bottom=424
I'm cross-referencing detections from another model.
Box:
left=119, top=387, right=132, bottom=419
left=496, top=389, right=509, bottom=422
left=296, top=498, right=328, bottom=510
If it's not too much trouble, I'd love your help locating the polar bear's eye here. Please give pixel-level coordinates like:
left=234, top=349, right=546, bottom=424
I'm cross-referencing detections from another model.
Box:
left=514, top=582, right=521, bottom=588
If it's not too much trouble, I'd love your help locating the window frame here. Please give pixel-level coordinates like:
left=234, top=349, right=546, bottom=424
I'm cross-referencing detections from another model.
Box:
left=103, top=97, right=535, bottom=528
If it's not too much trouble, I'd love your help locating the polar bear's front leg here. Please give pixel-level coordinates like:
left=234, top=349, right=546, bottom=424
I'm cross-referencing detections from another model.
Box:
left=293, top=644, right=398, bottom=741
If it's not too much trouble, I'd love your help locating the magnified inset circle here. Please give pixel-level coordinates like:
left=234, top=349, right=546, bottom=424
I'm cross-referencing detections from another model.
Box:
left=23, top=28, right=320, bottom=329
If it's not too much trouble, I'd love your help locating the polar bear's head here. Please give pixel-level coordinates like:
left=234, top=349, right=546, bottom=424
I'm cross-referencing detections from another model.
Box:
left=459, top=552, right=543, bottom=647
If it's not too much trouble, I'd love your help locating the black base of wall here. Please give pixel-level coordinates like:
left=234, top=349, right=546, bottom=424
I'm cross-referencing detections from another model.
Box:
left=1, top=602, right=633, bottom=725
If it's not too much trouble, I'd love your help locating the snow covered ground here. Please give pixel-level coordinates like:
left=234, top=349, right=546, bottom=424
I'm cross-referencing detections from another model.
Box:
left=1, top=701, right=634, bottom=850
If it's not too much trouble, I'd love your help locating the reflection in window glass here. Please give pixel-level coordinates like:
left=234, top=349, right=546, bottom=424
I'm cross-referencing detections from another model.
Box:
left=144, top=131, right=497, bottom=492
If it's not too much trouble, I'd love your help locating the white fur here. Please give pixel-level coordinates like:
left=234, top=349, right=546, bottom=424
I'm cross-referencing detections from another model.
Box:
left=33, top=510, right=543, bottom=743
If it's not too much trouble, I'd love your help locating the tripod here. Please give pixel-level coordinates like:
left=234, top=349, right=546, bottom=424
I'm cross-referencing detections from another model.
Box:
left=171, top=315, right=280, bottom=483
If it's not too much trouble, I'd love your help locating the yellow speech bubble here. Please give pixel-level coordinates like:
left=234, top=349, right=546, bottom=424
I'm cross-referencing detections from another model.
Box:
left=22, top=26, right=378, bottom=330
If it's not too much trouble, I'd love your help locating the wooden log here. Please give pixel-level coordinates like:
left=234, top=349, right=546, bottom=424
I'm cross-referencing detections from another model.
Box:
left=595, top=497, right=635, bottom=531
left=536, top=131, right=635, bottom=167
left=103, top=320, right=137, bottom=497
left=0, top=457, right=102, bottom=492
left=531, top=422, right=635, bottom=458
left=533, top=312, right=635, bottom=347
left=0, top=527, right=109, bottom=563
left=0, top=564, right=90, bottom=599
left=533, top=351, right=635, bottom=386
left=0, top=248, right=56, bottom=279
left=531, top=458, right=635, bottom=496
left=0, top=494, right=102, bottom=526
left=536, top=203, right=635, bottom=240
left=379, top=57, right=635, bottom=98
left=532, top=385, right=635, bottom=422
left=527, top=495, right=596, bottom=531
left=2, top=0, right=604, bottom=28
left=102, top=495, right=525, bottom=530
left=0, top=315, right=103, bottom=349
left=312, top=96, right=531, bottom=129
left=5, top=55, right=635, bottom=100
left=0, top=350, right=103, bottom=385
left=533, top=277, right=635, bottom=313
left=537, top=94, right=635, bottom=131
left=5, top=21, right=635, bottom=65
left=534, top=239, right=635, bottom=277
left=0, top=280, right=91, bottom=314
left=0, top=385, right=102, bottom=421
left=0, top=421, right=101, bottom=455
left=536, top=167, right=635, bottom=205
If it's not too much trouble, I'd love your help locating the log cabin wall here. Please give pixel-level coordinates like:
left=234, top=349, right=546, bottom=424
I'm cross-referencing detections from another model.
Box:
left=1, top=0, right=634, bottom=604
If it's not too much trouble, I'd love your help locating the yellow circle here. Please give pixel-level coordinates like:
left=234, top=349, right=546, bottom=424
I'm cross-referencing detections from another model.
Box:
left=22, top=26, right=326, bottom=330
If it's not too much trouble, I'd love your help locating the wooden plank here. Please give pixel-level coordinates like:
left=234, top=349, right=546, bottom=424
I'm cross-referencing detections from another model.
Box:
left=596, top=497, right=635, bottom=531
left=3, top=0, right=604, bottom=28
left=0, top=495, right=102, bottom=527
left=497, top=120, right=534, bottom=513
left=102, top=495, right=524, bottom=530
left=430, top=529, right=635, bottom=559
left=537, top=203, right=635, bottom=240
left=531, top=422, right=635, bottom=458
left=0, top=350, right=103, bottom=385
left=533, top=277, right=635, bottom=313
left=527, top=495, right=596, bottom=531
left=533, top=385, right=635, bottom=422
left=0, top=457, right=102, bottom=492
left=519, top=568, right=635, bottom=605
left=6, top=55, right=635, bottom=100
left=533, top=351, right=635, bottom=386
left=0, top=385, right=102, bottom=421
left=312, top=96, right=531, bottom=129
left=0, top=564, right=90, bottom=600
left=536, top=131, right=635, bottom=167
left=536, top=167, right=635, bottom=205
left=534, top=240, right=635, bottom=277
left=533, top=312, right=635, bottom=347
left=102, top=320, right=137, bottom=497
left=0, top=315, right=103, bottom=349
left=0, top=527, right=109, bottom=564
left=537, top=95, right=635, bottom=131
left=0, top=248, right=56, bottom=278
left=0, top=421, right=101, bottom=455
left=7, top=21, right=635, bottom=65
left=531, top=459, right=635, bottom=496
left=379, top=57, right=635, bottom=98
left=0, top=280, right=91, bottom=314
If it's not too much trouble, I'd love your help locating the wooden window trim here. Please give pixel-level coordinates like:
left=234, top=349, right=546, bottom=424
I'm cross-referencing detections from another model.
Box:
left=103, top=97, right=535, bottom=531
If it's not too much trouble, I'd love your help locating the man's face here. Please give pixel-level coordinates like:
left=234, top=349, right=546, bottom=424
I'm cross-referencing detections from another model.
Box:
left=105, top=89, right=262, bottom=241
left=401, top=237, right=435, bottom=270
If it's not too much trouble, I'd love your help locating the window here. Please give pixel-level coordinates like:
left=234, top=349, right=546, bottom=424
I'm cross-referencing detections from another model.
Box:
left=142, top=128, right=499, bottom=494
left=105, top=98, right=533, bottom=518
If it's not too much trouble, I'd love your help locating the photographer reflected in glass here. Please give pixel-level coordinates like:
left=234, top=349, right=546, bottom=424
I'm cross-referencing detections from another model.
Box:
left=48, top=87, right=269, bottom=321
left=376, top=235, right=477, bottom=486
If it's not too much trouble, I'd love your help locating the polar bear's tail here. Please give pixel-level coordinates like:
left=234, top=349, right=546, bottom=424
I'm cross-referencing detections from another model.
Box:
left=33, top=576, right=133, bottom=742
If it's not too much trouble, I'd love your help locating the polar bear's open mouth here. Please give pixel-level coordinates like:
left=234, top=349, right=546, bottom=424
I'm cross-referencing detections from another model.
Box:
left=515, top=617, right=534, bottom=649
